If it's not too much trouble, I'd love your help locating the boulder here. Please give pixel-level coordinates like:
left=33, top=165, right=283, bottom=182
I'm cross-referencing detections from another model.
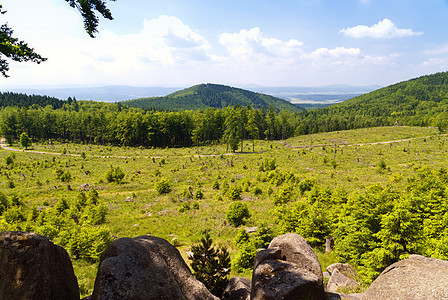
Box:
left=327, top=263, right=358, bottom=281
left=91, top=235, right=218, bottom=300
left=251, top=233, right=325, bottom=300
left=326, top=269, right=359, bottom=293
left=362, top=254, right=448, bottom=300
left=222, top=277, right=251, bottom=300
left=0, top=231, right=79, bottom=300
left=326, top=263, right=359, bottom=293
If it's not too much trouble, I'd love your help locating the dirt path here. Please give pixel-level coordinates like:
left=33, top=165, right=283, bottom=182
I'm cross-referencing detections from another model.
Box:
left=281, top=134, right=445, bottom=149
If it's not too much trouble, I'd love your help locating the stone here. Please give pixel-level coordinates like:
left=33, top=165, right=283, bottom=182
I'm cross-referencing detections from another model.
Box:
left=327, top=263, right=358, bottom=281
left=91, top=235, right=218, bottom=300
left=222, top=277, right=251, bottom=300
left=326, top=269, right=359, bottom=293
left=362, top=254, right=448, bottom=300
left=268, top=232, right=323, bottom=283
left=0, top=231, right=80, bottom=300
left=251, top=233, right=325, bottom=300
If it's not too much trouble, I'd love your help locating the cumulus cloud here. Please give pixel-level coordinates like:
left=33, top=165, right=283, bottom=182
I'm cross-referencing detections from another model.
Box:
left=89, top=15, right=214, bottom=68
left=219, top=27, right=304, bottom=64
left=301, top=46, right=388, bottom=69
left=339, top=18, right=423, bottom=38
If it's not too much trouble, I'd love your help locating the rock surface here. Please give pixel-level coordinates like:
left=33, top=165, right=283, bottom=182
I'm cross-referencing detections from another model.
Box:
left=91, top=235, right=218, bottom=300
left=222, top=277, right=251, bottom=300
left=251, top=233, right=325, bottom=300
left=362, top=254, right=448, bottom=300
left=0, top=231, right=80, bottom=300
left=326, top=269, right=359, bottom=293
left=326, top=263, right=359, bottom=293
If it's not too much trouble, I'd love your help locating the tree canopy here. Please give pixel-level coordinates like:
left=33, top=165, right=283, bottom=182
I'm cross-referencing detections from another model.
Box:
left=0, top=0, right=115, bottom=77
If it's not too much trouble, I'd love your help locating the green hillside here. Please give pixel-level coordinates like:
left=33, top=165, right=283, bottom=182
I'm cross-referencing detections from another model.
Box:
left=296, top=72, right=448, bottom=135
left=122, top=83, right=304, bottom=112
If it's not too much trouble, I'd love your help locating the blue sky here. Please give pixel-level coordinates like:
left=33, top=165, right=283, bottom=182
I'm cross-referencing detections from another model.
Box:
left=1, top=0, right=447, bottom=88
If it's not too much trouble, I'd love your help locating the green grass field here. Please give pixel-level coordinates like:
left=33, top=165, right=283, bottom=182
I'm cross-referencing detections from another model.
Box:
left=0, top=126, right=445, bottom=296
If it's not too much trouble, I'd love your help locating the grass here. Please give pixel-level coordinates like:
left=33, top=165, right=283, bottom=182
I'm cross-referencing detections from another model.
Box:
left=0, top=125, right=446, bottom=297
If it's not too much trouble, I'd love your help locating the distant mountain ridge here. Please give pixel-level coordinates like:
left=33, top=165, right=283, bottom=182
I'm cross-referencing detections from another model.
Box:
left=122, top=83, right=305, bottom=112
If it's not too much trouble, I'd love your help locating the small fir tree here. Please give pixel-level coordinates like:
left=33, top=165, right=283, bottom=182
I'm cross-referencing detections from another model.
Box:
left=190, top=232, right=231, bottom=297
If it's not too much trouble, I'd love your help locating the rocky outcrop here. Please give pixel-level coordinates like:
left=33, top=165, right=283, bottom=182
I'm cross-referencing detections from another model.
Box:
left=0, top=231, right=80, bottom=300
left=91, top=235, right=218, bottom=300
left=362, top=254, right=448, bottom=300
left=251, top=233, right=325, bottom=300
left=222, top=277, right=251, bottom=300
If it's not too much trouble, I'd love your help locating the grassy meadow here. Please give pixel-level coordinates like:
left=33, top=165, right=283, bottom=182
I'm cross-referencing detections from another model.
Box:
left=1, top=125, right=446, bottom=296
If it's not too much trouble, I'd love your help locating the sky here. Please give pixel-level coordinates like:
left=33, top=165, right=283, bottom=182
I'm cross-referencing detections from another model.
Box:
left=1, top=0, right=448, bottom=89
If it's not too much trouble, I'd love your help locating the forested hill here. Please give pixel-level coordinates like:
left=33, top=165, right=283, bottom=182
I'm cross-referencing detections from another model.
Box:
left=0, top=92, right=69, bottom=109
left=295, top=72, right=448, bottom=134
left=122, top=83, right=305, bottom=112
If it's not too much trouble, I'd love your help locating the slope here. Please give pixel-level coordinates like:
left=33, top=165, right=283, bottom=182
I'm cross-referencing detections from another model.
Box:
left=295, top=72, right=448, bottom=134
left=122, top=83, right=304, bottom=112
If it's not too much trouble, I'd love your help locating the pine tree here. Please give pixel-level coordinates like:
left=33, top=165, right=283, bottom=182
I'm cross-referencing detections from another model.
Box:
left=190, top=232, right=231, bottom=297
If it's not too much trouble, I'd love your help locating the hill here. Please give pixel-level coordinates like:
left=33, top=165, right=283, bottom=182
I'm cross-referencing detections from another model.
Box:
left=296, top=72, right=448, bottom=134
left=122, top=83, right=305, bottom=112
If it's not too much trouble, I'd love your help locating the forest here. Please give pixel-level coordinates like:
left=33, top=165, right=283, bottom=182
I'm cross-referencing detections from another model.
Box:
left=2, top=72, right=448, bottom=150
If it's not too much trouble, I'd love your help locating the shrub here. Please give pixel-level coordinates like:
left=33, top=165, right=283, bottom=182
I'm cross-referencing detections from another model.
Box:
left=106, top=166, right=125, bottom=183
left=226, top=201, right=250, bottom=227
left=253, top=186, right=262, bottom=195
left=231, top=243, right=256, bottom=273
left=190, top=232, right=231, bottom=297
left=192, top=201, right=200, bottom=210
left=156, top=178, right=171, bottom=194
left=195, top=189, right=204, bottom=199
left=228, top=185, right=242, bottom=201
left=178, top=202, right=191, bottom=213
left=0, top=192, right=9, bottom=215
left=68, top=225, right=113, bottom=262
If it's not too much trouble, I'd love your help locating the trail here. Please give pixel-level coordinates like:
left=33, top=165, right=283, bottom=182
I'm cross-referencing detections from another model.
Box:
left=281, top=134, right=446, bottom=149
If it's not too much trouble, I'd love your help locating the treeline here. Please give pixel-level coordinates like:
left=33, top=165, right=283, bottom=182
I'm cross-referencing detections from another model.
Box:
left=0, top=100, right=300, bottom=149
left=0, top=92, right=70, bottom=109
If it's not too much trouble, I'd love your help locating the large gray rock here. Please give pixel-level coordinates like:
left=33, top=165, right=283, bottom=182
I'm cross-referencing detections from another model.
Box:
left=362, top=254, right=448, bottom=300
left=91, top=235, right=218, bottom=300
left=326, top=269, right=359, bottom=293
left=326, top=263, right=359, bottom=293
left=251, top=233, right=325, bottom=300
left=0, top=231, right=80, bottom=300
left=222, top=277, right=251, bottom=300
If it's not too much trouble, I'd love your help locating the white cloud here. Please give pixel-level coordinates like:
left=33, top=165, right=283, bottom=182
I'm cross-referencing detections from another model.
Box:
left=301, top=46, right=388, bottom=69
left=339, top=18, right=423, bottom=39
left=219, top=27, right=304, bottom=64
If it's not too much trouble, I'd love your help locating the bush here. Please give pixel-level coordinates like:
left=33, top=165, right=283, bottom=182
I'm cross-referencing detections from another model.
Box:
left=106, top=166, right=125, bottom=183
left=195, top=189, right=204, bottom=199
left=227, top=185, right=242, bottom=201
left=156, top=178, right=171, bottom=194
left=178, top=202, right=190, bottom=213
left=226, top=201, right=250, bottom=227
left=68, top=225, right=113, bottom=262
left=231, top=243, right=256, bottom=273
left=55, top=168, right=72, bottom=183
left=253, top=186, right=262, bottom=195
left=190, top=232, right=231, bottom=297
